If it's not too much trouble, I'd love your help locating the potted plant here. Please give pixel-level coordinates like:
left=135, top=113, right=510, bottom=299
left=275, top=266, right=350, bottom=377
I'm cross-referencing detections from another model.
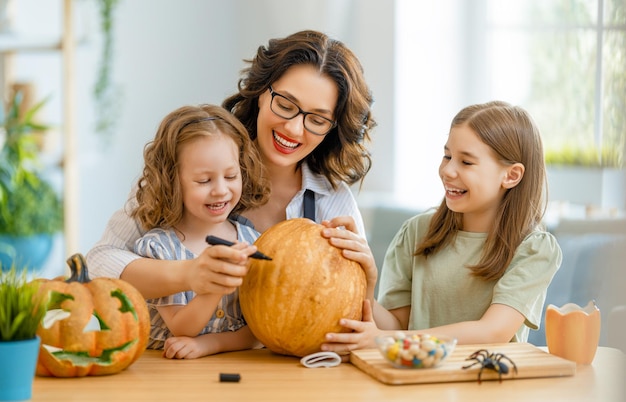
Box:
left=0, top=91, right=63, bottom=272
left=0, top=267, right=49, bottom=401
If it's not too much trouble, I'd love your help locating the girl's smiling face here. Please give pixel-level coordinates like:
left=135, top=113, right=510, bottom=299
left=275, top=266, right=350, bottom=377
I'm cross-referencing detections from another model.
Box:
left=256, top=64, right=338, bottom=169
left=439, top=123, right=513, bottom=232
left=178, top=134, right=242, bottom=231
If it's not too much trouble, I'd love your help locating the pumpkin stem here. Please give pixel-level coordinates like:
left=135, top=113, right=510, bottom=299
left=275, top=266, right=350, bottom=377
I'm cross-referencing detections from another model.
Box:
left=65, top=253, right=91, bottom=284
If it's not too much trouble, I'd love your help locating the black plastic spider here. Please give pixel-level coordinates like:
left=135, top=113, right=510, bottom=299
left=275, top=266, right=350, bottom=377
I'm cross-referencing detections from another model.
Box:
left=462, top=349, right=518, bottom=384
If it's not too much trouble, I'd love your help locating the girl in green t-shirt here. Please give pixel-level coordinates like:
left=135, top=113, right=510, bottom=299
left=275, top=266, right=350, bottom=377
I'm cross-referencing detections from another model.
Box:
left=321, top=101, right=562, bottom=352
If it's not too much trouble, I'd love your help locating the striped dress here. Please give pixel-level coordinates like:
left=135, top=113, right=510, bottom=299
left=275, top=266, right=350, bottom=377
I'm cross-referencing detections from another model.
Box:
left=134, top=219, right=260, bottom=350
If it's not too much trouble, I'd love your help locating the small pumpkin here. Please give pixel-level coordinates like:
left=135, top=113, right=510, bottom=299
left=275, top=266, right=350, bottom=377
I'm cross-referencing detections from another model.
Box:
left=240, top=218, right=366, bottom=357
left=34, top=253, right=150, bottom=377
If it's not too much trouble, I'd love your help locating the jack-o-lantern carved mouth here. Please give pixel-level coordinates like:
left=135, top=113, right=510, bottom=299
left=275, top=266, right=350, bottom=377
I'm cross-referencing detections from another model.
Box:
left=35, top=254, right=150, bottom=377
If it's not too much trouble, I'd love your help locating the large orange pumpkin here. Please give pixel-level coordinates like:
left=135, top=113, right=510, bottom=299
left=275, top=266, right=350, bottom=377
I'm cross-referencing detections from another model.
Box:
left=34, top=254, right=150, bottom=377
left=240, top=218, right=366, bottom=357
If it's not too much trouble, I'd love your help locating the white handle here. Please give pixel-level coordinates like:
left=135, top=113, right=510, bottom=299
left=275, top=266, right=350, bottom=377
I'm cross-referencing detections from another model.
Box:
left=300, top=351, right=342, bottom=368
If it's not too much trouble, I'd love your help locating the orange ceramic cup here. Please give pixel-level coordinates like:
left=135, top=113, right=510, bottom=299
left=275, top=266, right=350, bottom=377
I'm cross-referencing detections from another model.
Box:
left=545, top=300, right=601, bottom=364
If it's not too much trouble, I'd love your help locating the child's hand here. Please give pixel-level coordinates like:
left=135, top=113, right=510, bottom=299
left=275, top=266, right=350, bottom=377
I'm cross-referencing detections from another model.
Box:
left=186, top=242, right=256, bottom=296
left=163, top=336, right=212, bottom=359
left=321, top=217, right=378, bottom=299
left=320, top=300, right=381, bottom=354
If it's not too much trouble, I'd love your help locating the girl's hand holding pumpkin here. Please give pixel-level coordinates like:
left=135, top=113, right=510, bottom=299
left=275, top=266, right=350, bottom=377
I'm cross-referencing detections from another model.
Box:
left=187, top=242, right=257, bottom=296
left=321, top=217, right=378, bottom=301
left=321, top=299, right=381, bottom=353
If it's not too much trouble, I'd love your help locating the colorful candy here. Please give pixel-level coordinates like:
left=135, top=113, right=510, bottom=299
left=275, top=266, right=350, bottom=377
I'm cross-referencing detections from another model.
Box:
left=376, top=333, right=455, bottom=369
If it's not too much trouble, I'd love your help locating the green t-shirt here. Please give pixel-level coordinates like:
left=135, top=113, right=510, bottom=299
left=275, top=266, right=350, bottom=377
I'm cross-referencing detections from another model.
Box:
left=377, top=210, right=562, bottom=342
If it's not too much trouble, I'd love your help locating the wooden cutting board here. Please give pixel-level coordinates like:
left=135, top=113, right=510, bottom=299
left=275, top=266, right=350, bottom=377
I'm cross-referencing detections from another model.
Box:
left=350, top=342, right=576, bottom=385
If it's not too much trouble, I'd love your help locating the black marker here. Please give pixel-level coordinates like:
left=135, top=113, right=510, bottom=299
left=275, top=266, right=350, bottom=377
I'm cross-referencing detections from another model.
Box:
left=219, top=372, right=241, bottom=382
left=205, top=235, right=272, bottom=261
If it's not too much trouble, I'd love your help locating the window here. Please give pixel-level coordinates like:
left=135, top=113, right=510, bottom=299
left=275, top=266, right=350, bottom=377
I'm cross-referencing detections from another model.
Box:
left=394, top=0, right=625, bottom=209
left=488, top=0, right=625, bottom=167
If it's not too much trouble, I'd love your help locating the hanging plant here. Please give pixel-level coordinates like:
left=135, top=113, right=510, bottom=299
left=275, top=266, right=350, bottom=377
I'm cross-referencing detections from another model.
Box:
left=94, top=0, right=123, bottom=146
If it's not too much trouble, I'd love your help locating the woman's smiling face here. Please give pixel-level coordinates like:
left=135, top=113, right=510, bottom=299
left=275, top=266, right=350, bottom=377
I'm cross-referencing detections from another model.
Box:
left=256, top=64, right=338, bottom=169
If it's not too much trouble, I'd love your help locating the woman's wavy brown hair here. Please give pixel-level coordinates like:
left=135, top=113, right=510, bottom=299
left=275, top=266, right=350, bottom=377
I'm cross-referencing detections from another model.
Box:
left=131, top=104, right=270, bottom=231
left=222, top=30, right=376, bottom=188
left=415, top=101, right=547, bottom=281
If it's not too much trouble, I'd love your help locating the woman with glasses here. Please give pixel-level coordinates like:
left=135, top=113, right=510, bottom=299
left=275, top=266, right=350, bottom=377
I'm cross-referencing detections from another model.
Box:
left=222, top=30, right=375, bottom=235
left=86, top=30, right=375, bottom=309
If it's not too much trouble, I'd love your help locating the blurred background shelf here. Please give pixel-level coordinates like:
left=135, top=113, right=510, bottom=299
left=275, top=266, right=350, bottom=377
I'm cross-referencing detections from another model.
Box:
left=0, top=0, right=76, bottom=275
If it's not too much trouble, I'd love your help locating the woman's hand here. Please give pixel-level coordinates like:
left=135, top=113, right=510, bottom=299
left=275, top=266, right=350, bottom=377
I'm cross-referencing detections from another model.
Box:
left=321, top=217, right=378, bottom=300
left=321, top=300, right=381, bottom=354
left=186, top=242, right=258, bottom=296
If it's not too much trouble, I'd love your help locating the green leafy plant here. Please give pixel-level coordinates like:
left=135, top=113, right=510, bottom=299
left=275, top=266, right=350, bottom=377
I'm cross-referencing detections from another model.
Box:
left=0, top=267, right=49, bottom=341
left=0, top=91, right=64, bottom=236
left=544, top=144, right=624, bottom=168
left=1, top=176, right=63, bottom=235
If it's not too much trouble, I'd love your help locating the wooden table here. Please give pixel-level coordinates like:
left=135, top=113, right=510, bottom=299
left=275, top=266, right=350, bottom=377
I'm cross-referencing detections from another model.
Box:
left=32, top=347, right=625, bottom=402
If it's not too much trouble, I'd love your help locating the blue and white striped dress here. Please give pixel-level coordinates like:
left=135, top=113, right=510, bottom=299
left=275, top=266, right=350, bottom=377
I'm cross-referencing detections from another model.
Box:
left=134, top=219, right=260, bottom=350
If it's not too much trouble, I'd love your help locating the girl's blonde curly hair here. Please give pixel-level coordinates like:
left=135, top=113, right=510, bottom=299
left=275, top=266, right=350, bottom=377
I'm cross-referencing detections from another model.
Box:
left=131, top=104, right=270, bottom=231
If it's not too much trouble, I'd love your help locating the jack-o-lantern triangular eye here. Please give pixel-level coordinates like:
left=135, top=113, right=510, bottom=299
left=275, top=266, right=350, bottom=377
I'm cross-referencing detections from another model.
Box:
left=42, top=309, right=71, bottom=329
left=111, top=289, right=140, bottom=321
left=42, top=291, right=102, bottom=332
left=42, top=309, right=101, bottom=332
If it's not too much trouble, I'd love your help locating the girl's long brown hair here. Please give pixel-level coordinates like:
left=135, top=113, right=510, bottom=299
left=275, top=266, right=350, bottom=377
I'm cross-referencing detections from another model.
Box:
left=131, top=104, right=270, bottom=231
left=415, top=101, right=547, bottom=281
left=222, top=30, right=376, bottom=188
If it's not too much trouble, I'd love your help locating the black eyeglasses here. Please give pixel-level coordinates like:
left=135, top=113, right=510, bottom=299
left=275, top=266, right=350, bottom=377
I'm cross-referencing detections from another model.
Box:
left=268, top=86, right=336, bottom=136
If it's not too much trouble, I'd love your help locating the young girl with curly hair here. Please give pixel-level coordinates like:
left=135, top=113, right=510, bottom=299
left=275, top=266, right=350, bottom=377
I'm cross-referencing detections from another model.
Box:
left=132, top=104, right=269, bottom=358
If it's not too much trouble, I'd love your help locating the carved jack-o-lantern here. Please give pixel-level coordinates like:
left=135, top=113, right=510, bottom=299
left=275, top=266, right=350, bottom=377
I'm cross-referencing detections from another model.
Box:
left=34, top=254, right=150, bottom=377
left=240, top=218, right=367, bottom=357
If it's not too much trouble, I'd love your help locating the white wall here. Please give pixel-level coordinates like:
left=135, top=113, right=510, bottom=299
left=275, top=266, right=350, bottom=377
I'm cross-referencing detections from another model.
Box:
left=9, top=0, right=393, bottom=276
left=80, top=0, right=394, bottom=252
